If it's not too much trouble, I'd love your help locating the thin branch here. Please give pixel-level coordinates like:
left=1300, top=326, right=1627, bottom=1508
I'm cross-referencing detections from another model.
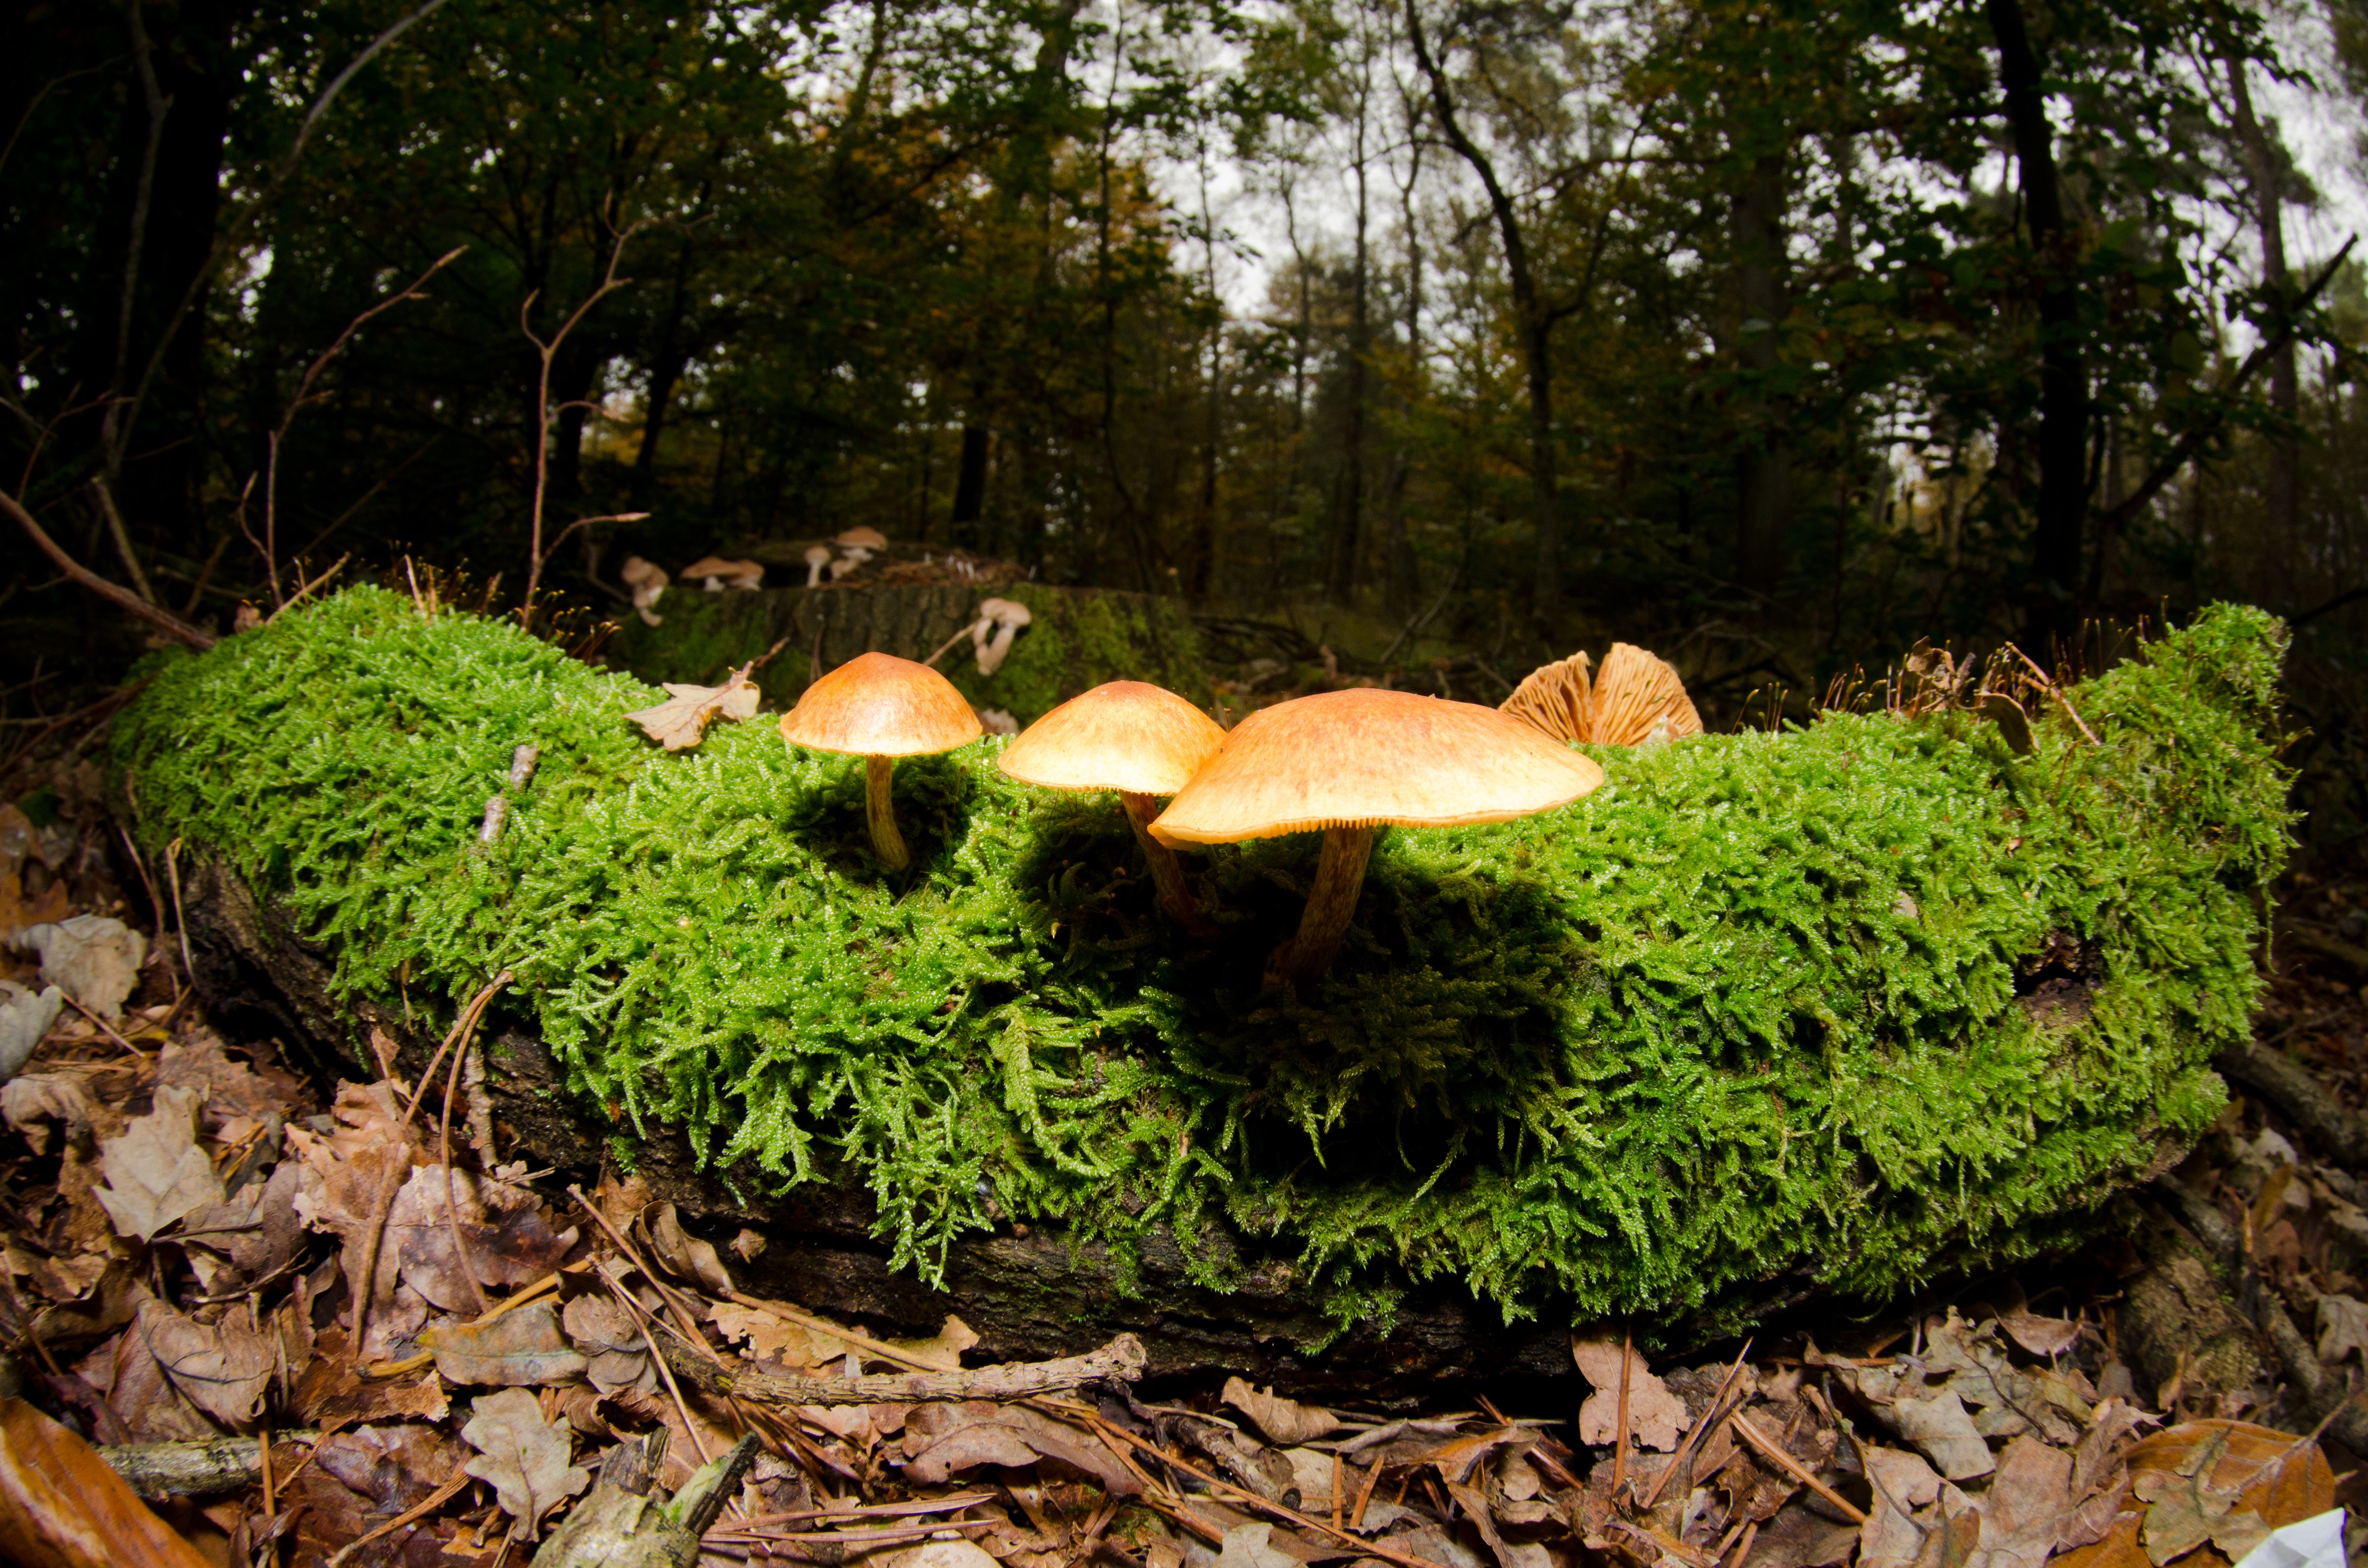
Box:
left=0, top=486, right=214, bottom=649
left=519, top=220, right=642, bottom=620
left=100, top=0, right=172, bottom=482
left=88, top=477, right=158, bottom=604
left=537, top=511, right=648, bottom=568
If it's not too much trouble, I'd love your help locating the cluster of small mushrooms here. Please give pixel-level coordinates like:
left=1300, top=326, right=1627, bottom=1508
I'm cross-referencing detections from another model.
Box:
left=616, top=528, right=903, bottom=626
left=776, top=641, right=1698, bottom=988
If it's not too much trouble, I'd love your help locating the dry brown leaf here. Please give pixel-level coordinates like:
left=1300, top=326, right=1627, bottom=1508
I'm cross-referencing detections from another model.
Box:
left=418, top=1297, right=588, bottom=1387
left=387, top=1163, right=578, bottom=1312
left=1570, top=1335, right=1691, bottom=1451
left=296, top=1328, right=450, bottom=1426
left=1221, top=1377, right=1338, bottom=1445
left=901, top=1401, right=1140, bottom=1494
left=1861, top=1446, right=1944, bottom=1568
left=561, top=1293, right=655, bottom=1396
left=636, top=1201, right=734, bottom=1295
left=0, top=1072, right=101, bottom=1155
left=286, top=1081, right=425, bottom=1355
left=888, top=1313, right=981, bottom=1371
left=3, top=1244, right=106, bottom=1306
left=181, top=1161, right=305, bottom=1296
left=92, top=1083, right=222, bottom=1242
left=2121, top=1421, right=2330, bottom=1568
left=460, top=1385, right=589, bottom=1541
left=315, top=1420, right=469, bottom=1515
left=625, top=669, right=762, bottom=751
left=1998, top=1310, right=2081, bottom=1358
left=1967, top=1434, right=2081, bottom=1568
left=75, top=1321, right=216, bottom=1445
left=153, top=1031, right=294, bottom=1133
left=0, top=1396, right=214, bottom=1568
left=1751, top=1501, right=1861, bottom=1568
left=13, top=916, right=146, bottom=1022
left=712, top=1300, right=829, bottom=1365
left=134, top=1299, right=275, bottom=1428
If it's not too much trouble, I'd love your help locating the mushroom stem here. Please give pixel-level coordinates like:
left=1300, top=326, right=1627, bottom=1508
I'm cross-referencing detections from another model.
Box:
left=865, top=755, right=910, bottom=869
left=1267, top=824, right=1376, bottom=988
left=1122, top=792, right=1213, bottom=936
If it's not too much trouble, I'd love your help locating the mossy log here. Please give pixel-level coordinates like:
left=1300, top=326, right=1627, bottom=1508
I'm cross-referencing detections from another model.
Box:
left=114, top=591, right=2293, bottom=1397
left=605, top=581, right=1210, bottom=726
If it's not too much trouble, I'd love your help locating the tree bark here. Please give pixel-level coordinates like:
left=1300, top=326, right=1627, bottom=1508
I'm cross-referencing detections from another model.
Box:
left=950, top=425, right=992, bottom=547
left=1731, top=151, right=1791, bottom=592
left=2225, top=60, right=2298, bottom=557
left=1986, top=0, right=2087, bottom=637
left=1406, top=1, right=1559, bottom=629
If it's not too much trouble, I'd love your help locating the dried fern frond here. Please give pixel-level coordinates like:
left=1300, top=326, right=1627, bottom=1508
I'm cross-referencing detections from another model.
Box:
left=1501, top=651, right=1594, bottom=745
left=1591, top=643, right=1702, bottom=747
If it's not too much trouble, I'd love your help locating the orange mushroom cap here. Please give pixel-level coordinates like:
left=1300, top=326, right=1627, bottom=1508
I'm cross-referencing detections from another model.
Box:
left=999, top=681, right=1225, bottom=797
left=1148, top=687, right=1604, bottom=846
left=779, top=651, right=983, bottom=757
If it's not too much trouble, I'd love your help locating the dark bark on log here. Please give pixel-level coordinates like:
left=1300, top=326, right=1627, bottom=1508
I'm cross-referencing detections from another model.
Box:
left=173, top=851, right=1839, bottom=1403
left=2214, top=1039, right=2368, bottom=1165
left=96, top=1433, right=316, bottom=1500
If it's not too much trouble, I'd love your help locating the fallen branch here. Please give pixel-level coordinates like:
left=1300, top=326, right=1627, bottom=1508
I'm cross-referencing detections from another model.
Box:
left=96, top=1432, right=319, bottom=1499
left=2215, top=1037, right=2368, bottom=1164
left=0, top=486, right=215, bottom=649
left=657, top=1331, right=1146, bottom=1407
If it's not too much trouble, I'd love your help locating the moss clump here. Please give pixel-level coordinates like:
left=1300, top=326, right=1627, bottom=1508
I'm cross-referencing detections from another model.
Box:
left=111, top=589, right=2291, bottom=1328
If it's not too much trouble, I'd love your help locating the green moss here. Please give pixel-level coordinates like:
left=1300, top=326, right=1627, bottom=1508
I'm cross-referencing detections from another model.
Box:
left=111, top=588, right=2292, bottom=1328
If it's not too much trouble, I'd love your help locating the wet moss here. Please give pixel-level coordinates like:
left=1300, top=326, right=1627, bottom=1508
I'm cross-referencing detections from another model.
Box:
left=111, top=589, right=2292, bottom=1329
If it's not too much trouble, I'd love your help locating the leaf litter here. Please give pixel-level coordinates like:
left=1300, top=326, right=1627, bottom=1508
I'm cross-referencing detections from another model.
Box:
left=0, top=754, right=2359, bottom=1568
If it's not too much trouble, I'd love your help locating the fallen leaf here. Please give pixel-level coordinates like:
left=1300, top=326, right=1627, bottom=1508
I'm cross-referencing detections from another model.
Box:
left=888, top=1313, right=980, bottom=1371
left=1862, top=1446, right=1944, bottom=1568
left=0, top=982, right=63, bottom=1081
left=2133, top=1426, right=2268, bottom=1565
left=296, top=1328, right=451, bottom=1425
left=134, top=1299, right=274, bottom=1428
left=636, top=1202, right=733, bottom=1295
left=1968, top=1434, right=2081, bottom=1568
left=901, top=1401, right=1139, bottom=1494
left=1883, top=1385, right=1995, bottom=1481
left=0, top=1396, right=213, bottom=1568
left=315, top=1421, right=468, bottom=1514
left=712, top=1300, right=830, bottom=1365
left=92, top=1084, right=222, bottom=1242
left=1999, top=1310, right=2082, bottom=1358
left=1216, top=1522, right=1303, bottom=1568
left=1222, top=1377, right=1338, bottom=1445
left=0, top=1070, right=99, bottom=1153
left=181, top=1160, right=305, bottom=1295
left=2314, top=1295, right=2368, bottom=1363
left=730, top=1228, right=767, bottom=1262
left=154, top=1032, right=295, bottom=1132
left=75, top=1320, right=216, bottom=1443
left=561, top=1293, right=656, bottom=1396
left=4, top=1244, right=106, bottom=1305
left=1570, top=1334, right=1691, bottom=1451
left=387, top=1163, right=578, bottom=1312
left=1752, top=1500, right=1861, bottom=1568
left=460, top=1386, right=589, bottom=1542
left=625, top=669, right=762, bottom=751
left=11, top=917, right=146, bottom=1022
left=418, top=1298, right=588, bottom=1387
left=285, top=1081, right=425, bottom=1356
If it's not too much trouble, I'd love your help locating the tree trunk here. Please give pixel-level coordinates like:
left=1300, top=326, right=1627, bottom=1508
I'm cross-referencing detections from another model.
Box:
left=1731, top=151, right=1791, bottom=593
left=950, top=425, right=992, bottom=547
left=1327, top=78, right=1372, bottom=607
left=1986, top=0, right=2087, bottom=637
left=2226, top=60, right=2298, bottom=561
left=1406, top=1, right=1558, bottom=630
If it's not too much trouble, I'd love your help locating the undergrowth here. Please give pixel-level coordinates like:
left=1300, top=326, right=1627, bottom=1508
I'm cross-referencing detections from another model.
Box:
left=111, top=588, right=2292, bottom=1330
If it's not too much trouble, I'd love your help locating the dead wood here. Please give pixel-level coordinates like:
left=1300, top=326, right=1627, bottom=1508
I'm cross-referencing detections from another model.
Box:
left=96, top=1432, right=317, bottom=1499
left=2214, top=1037, right=2368, bottom=1164
left=656, top=1330, right=1146, bottom=1407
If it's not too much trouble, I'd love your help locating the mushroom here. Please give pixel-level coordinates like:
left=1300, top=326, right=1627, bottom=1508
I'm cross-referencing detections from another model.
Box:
left=681, top=556, right=764, bottom=592
left=619, top=556, right=668, bottom=626
left=1000, top=681, right=1225, bottom=932
left=972, top=597, right=1033, bottom=675
left=804, top=545, right=833, bottom=588
left=1590, top=644, right=1702, bottom=747
left=830, top=545, right=874, bottom=580
left=1500, top=650, right=1594, bottom=745
left=1150, top=688, right=1605, bottom=988
left=835, top=526, right=888, bottom=550
left=778, top=651, right=982, bottom=870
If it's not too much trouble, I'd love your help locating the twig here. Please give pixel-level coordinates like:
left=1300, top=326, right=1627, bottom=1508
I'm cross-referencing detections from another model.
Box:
left=87, top=478, right=157, bottom=604
left=361, top=1272, right=558, bottom=1377
left=594, top=1257, right=716, bottom=1464
left=438, top=1030, right=491, bottom=1314
left=0, top=486, right=214, bottom=649
left=1727, top=1410, right=1866, bottom=1524
left=57, top=990, right=149, bottom=1061
left=164, top=837, right=194, bottom=982
left=399, top=971, right=512, bottom=1126
left=656, top=1332, right=1145, bottom=1408
left=264, top=553, right=350, bottom=624
left=2001, top=643, right=2099, bottom=746
left=1612, top=1327, right=1633, bottom=1497
left=519, top=220, right=643, bottom=619
left=1640, top=1337, right=1752, bottom=1510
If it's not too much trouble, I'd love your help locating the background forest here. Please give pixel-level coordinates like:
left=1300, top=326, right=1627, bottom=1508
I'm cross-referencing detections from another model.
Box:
left=10, top=0, right=2368, bottom=847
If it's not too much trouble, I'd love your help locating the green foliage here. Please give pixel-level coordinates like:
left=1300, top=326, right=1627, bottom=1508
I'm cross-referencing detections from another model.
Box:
left=113, top=588, right=2292, bottom=1326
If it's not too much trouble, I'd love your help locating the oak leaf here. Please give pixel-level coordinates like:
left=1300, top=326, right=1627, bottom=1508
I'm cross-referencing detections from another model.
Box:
left=460, top=1386, right=589, bottom=1541
left=93, top=1084, right=222, bottom=1241
left=135, top=1299, right=275, bottom=1427
left=418, top=1298, right=588, bottom=1387
left=1221, top=1376, right=1337, bottom=1445
left=625, top=669, right=761, bottom=751
left=1570, top=1334, right=1691, bottom=1452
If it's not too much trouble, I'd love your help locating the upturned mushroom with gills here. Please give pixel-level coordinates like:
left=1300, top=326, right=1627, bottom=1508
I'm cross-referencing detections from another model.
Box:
left=999, top=681, right=1225, bottom=933
left=1150, top=688, right=1605, bottom=987
left=778, top=652, right=982, bottom=870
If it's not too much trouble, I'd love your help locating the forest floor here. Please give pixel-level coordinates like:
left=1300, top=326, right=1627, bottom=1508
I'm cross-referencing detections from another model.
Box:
left=0, top=742, right=2362, bottom=1568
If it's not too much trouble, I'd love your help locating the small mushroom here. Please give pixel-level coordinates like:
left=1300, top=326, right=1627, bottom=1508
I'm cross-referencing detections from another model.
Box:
left=1000, top=681, right=1225, bottom=932
left=778, top=652, right=982, bottom=870
left=1151, top=689, right=1604, bottom=988
left=835, top=526, right=888, bottom=550
left=681, top=556, right=764, bottom=592
left=1500, top=650, right=1594, bottom=745
left=972, top=597, right=1033, bottom=676
left=804, top=545, right=833, bottom=588
left=830, top=545, right=875, bottom=580
left=619, top=556, right=668, bottom=626
left=976, top=707, right=1020, bottom=736
left=1590, top=644, right=1702, bottom=747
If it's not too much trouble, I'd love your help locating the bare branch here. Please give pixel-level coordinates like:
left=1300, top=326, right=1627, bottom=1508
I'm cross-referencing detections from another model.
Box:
left=0, top=486, right=215, bottom=650
left=520, top=220, right=643, bottom=620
